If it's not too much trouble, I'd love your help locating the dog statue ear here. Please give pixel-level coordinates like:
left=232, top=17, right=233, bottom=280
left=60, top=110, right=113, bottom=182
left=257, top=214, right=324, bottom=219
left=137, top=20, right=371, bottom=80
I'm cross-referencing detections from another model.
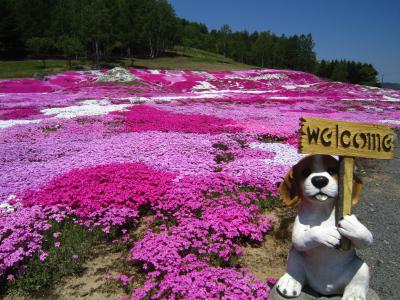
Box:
left=280, top=169, right=301, bottom=206
left=352, top=175, right=363, bottom=205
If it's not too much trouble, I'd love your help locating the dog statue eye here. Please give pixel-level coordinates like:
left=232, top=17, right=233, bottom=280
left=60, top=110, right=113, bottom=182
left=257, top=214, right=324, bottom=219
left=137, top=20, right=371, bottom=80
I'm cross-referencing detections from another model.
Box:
left=302, top=168, right=311, bottom=177
left=328, top=168, right=337, bottom=175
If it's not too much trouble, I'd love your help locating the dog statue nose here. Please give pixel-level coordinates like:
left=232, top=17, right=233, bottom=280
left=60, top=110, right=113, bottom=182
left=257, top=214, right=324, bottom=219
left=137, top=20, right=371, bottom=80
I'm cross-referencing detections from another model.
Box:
left=311, top=176, right=329, bottom=188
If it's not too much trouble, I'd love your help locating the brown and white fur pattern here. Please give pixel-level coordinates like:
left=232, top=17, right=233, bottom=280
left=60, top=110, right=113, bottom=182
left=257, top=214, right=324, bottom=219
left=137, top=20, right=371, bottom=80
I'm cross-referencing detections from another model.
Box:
left=276, top=155, right=373, bottom=300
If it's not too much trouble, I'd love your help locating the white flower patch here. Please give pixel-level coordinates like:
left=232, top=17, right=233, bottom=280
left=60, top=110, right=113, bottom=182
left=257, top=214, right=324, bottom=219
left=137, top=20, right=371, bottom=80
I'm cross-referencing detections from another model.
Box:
left=225, top=72, right=287, bottom=81
left=251, top=73, right=288, bottom=81
left=0, top=195, right=20, bottom=213
left=283, top=85, right=297, bottom=90
left=192, top=71, right=215, bottom=80
left=363, top=105, right=384, bottom=112
left=78, top=70, right=103, bottom=76
left=250, top=142, right=305, bottom=166
left=96, top=67, right=138, bottom=83
left=0, top=119, right=41, bottom=129
left=379, top=119, right=400, bottom=125
left=270, top=96, right=289, bottom=100
left=128, top=93, right=226, bottom=102
left=195, top=89, right=267, bottom=95
left=283, top=84, right=312, bottom=90
left=127, top=97, right=153, bottom=103
left=382, top=95, right=400, bottom=102
left=0, top=202, right=14, bottom=212
left=41, top=99, right=131, bottom=119
left=192, top=81, right=217, bottom=91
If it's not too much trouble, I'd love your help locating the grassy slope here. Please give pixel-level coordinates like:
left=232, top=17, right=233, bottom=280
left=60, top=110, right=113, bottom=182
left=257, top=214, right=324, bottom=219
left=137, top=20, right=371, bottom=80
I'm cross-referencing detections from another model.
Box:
left=131, top=47, right=256, bottom=71
left=0, top=60, right=85, bottom=79
left=0, top=47, right=256, bottom=79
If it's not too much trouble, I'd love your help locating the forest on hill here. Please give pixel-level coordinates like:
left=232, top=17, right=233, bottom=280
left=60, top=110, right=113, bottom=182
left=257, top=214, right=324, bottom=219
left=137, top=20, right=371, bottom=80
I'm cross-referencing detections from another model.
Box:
left=0, top=0, right=379, bottom=86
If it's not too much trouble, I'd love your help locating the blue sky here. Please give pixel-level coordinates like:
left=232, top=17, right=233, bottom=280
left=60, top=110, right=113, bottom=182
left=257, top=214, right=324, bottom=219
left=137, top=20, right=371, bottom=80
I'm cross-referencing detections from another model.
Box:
left=169, top=0, right=400, bottom=83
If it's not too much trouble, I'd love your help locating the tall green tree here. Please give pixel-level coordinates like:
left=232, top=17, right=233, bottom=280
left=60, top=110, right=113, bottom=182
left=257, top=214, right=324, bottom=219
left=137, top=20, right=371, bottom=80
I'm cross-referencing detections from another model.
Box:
left=26, top=37, right=55, bottom=68
left=217, top=24, right=232, bottom=57
left=57, top=36, right=84, bottom=68
left=81, top=0, right=113, bottom=67
left=331, top=62, right=349, bottom=82
left=252, top=31, right=273, bottom=67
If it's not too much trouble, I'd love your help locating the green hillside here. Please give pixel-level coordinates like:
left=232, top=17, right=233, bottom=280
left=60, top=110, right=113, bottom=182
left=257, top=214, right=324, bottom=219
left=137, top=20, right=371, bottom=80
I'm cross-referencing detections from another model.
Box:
left=0, top=47, right=256, bottom=79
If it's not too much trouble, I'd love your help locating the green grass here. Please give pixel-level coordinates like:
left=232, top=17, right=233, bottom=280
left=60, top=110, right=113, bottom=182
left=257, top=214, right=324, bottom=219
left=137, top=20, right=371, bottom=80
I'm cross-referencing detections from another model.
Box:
left=130, top=47, right=256, bottom=71
left=3, top=221, right=104, bottom=297
left=0, top=60, right=91, bottom=79
left=0, top=47, right=256, bottom=79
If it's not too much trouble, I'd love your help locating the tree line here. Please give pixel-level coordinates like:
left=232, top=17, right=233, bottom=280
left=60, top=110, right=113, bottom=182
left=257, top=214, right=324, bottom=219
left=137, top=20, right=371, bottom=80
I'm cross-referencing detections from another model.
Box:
left=0, top=0, right=178, bottom=66
left=0, top=0, right=379, bottom=86
left=316, top=59, right=378, bottom=86
left=179, top=20, right=379, bottom=86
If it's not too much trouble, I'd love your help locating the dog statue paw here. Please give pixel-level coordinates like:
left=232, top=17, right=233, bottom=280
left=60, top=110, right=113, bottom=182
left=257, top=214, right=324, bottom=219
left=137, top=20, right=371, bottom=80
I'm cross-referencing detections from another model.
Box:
left=274, top=155, right=377, bottom=300
left=276, top=273, right=303, bottom=298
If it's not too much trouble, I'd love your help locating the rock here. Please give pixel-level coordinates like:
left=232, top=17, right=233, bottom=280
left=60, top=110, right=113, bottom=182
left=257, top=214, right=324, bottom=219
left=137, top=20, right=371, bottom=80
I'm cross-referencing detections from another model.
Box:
left=96, top=67, right=138, bottom=83
left=269, top=285, right=380, bottom=300
left=33, top=72, right=47, bottom=80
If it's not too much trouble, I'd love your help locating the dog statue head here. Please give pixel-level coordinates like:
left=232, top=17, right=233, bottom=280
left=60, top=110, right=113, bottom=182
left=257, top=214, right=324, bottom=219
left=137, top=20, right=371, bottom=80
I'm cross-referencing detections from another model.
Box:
left=280, top=154, right=362, bottom=206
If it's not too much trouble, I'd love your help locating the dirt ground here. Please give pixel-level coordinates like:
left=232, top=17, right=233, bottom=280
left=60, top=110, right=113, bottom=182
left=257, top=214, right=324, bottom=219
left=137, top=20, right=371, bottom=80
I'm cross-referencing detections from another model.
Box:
left=352, top=129, right=400, bottom=300
left=241, top=207, right=296, bottom=281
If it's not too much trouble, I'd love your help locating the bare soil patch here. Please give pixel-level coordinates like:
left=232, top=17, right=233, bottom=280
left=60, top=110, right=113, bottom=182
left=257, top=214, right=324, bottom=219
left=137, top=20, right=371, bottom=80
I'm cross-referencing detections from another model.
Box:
left=241, top=206, right=297, bottom=280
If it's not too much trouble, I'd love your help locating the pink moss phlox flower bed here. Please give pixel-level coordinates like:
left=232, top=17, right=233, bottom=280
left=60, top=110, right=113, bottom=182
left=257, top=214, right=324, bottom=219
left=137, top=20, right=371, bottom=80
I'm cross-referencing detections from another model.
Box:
left=0, top=204, right=71, bottom=276
left=1, top=68, right=399, bottom=298
left=119, top=104, right=242, bottom=134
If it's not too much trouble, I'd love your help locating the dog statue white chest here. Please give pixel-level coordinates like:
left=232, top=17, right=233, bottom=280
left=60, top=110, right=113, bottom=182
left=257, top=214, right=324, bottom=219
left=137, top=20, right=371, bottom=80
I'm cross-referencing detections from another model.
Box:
left=276, top=155, right=373, bottom=300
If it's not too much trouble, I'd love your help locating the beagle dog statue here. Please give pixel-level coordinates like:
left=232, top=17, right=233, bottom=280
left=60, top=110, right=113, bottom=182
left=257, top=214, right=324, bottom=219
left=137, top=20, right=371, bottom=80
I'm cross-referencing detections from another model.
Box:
left=276, top=155, right=373, bottom=299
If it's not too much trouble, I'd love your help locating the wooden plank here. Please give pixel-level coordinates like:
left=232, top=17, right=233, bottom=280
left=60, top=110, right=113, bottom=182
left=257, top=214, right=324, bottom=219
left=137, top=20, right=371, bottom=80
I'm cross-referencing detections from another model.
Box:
left=336, top=157, right=354, bottom=251
left=299, top=117, right=394, bottom=159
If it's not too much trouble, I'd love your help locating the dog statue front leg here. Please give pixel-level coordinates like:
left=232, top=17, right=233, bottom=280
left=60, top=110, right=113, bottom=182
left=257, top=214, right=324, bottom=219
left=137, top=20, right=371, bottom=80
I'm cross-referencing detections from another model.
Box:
left=342, top=259, right=369, bottom=300
left=292, top=216, right=341, bottom=251
left=338, top=215, right=373, bottom=249
left=276, top=248, right=305, bottom=298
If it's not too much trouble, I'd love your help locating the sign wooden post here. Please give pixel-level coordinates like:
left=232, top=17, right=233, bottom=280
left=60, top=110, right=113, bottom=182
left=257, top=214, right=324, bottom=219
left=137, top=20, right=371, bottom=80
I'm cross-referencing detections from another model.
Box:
left=299, top=117, right=394, bottom=250
left=337, top=157, right=354, bottom=250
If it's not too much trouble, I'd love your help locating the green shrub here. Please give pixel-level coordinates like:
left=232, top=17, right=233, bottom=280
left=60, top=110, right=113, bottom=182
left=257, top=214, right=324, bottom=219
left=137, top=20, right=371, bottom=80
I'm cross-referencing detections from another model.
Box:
left=9, top=221, right=103, bottom=295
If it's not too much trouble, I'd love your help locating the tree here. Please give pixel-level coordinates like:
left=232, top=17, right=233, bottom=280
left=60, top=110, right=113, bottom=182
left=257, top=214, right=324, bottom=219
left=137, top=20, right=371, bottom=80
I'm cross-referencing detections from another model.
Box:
left=358, top=64, right=378, bottom=86
left=137, top=0, right=178, bottom=58
left=331, top=62, right=348, bottom=82
left=26, top=37, right=55, bottom=68
left=251, top=31, right=273, bottom=67
left=217, top=24, right=232, bottom=57
left=230, top=31, right=249, bottom=63
left=0, top=0, right=24, bottom=58
left=317, top=60, right=327, bottom=78
left=297, top=34, right=316, bottom=72
left=81, top=0, right=113, bottom=67
left=57, top=36, right=84, bottom=68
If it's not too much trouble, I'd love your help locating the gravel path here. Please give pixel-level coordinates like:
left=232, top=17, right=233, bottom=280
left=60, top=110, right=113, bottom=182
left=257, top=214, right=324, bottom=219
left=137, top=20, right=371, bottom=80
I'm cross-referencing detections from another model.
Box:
left=355, top=129, right=400, bottom=300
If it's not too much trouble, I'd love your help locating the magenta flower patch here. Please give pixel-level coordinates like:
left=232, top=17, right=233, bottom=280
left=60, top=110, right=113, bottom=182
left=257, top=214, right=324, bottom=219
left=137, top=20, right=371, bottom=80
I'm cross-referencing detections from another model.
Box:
left=119, top=104, right=242, bottom=134
left=22, top=163, right=176, bottom=228
left=0, top=107, right=42, bottom=120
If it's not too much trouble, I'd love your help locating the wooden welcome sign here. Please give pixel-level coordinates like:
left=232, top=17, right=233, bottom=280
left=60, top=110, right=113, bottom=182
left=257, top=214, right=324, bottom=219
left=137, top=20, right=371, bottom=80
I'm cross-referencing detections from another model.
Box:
left=299, top=117, right=395, bottom=250
left=300, top=117, right=394, bottom=159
